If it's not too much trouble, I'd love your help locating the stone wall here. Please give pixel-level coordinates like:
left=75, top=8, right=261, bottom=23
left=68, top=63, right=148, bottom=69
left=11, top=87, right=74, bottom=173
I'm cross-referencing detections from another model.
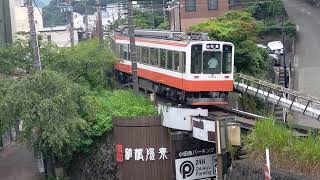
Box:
left=69, top=133, right=118, bottom=180
left=226, top=159, right=315, bottom=180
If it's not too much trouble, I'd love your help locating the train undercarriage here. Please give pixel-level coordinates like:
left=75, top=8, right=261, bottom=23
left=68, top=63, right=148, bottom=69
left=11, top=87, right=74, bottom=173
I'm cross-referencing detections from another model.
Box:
left=115, top=70, right=229, bottom=105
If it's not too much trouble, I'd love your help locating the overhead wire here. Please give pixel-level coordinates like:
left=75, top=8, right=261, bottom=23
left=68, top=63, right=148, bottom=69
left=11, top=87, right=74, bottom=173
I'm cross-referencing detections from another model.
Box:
left=32, top=0, right=65, bottom=34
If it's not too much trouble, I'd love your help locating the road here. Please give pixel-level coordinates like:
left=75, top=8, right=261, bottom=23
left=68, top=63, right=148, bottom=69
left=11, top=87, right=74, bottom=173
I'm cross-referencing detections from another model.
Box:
left=285, top=0, right=320, bottom=127
left=0, top=143, right=41, bottom=180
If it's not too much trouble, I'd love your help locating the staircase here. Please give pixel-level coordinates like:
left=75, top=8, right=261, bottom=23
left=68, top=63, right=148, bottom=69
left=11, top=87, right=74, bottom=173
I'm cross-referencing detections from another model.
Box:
left=274, top=67, right=286, bottom=121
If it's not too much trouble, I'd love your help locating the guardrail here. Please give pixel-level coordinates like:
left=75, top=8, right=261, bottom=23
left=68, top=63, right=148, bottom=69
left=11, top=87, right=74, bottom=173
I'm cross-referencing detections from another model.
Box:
left=234, top=73, right=320, bottom=121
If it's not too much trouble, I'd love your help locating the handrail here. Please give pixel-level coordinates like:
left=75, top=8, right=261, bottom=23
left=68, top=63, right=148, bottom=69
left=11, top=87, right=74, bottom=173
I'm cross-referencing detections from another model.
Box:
left=234, top=73, right=320, bottom=121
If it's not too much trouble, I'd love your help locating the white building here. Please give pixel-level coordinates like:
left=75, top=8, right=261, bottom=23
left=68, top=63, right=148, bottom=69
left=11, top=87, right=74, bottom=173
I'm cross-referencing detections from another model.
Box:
left=13, top=0, right=43, bottom=33
left=39, top=26, right=80, bottom=47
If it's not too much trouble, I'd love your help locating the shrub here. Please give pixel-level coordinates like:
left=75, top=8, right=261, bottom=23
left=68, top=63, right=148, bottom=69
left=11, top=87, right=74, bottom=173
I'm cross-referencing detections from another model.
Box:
left=244, top=119, right=320, bottom=177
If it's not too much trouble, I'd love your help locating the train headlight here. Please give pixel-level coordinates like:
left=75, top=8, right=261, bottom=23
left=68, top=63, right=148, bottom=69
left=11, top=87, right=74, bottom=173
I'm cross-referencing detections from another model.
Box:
left=210, top=92, right=219, bottom=97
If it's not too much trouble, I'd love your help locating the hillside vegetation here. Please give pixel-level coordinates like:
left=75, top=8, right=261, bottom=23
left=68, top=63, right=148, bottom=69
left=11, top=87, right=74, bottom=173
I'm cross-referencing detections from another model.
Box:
left=0, top=37, right=156, bottom=170
left=244, top=119, right=320, bottom=177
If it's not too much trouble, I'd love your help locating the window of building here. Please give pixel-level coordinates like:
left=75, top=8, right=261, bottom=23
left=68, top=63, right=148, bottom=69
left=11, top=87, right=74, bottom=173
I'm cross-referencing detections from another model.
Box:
left=141, top=47, right=150, bottom=64
left=167, top=50, right=173, bottom=70
left=185, top=0, right=196, bottom=11
left=208, top=0, right=218, bottom=10
left=150, top=48, right=159, bottom=66
left=160, top=49, right=166, bottom=68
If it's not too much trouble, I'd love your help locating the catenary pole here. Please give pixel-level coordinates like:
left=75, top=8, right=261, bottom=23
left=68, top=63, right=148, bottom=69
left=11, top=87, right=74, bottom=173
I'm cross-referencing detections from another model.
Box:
left=27, top=0, right=42, bottom=71
left=281, top=16, right=288, bottom=89
left=68, top=0, right=74, bottom=46
left=84, top=1, right=90, bottom=39
left=96, top=0, right=104, bottom=45
left=128, top=0, right=139, bottom=94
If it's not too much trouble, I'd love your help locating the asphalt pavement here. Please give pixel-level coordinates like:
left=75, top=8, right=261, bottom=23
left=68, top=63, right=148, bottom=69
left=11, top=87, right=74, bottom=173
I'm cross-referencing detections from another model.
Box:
left=285, top=0, right=320, bottom=127
left=0, top=143, right=41, bottom=180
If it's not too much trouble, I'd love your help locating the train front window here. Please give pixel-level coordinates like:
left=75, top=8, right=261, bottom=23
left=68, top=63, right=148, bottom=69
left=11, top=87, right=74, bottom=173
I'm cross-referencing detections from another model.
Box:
left=203, top=51, right=221, bottom=74
left=222, top=45, right=232, bottom=74
left=191, top=45, right=202, bottom=74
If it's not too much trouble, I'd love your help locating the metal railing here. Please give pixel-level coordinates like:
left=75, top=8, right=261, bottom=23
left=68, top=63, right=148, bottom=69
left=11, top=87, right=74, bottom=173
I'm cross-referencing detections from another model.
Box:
left=234, top=73, right=320, bottom=121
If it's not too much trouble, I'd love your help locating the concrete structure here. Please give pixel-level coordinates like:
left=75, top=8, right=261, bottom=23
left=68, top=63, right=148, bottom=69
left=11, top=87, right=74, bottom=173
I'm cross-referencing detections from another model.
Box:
left=14, top=4, right=43, bottom=33
left=168, top=0, right=231, bottom=31
left=0, top=0, right=15, bottom=46
left=39, top=26, right=80, bottom=47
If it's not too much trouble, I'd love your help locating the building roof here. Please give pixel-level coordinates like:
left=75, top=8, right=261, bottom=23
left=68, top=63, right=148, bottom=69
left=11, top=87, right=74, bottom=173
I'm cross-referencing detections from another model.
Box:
left=39, top=26, right=81, bottom=32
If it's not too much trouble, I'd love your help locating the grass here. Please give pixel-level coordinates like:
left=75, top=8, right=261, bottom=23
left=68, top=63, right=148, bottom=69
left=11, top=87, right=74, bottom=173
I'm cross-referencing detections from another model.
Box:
left=243, top=119, right=320, bottom=177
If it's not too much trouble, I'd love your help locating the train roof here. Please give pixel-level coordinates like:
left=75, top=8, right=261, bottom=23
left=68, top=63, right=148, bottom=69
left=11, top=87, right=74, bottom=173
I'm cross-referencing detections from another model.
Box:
left=111, top=29, right=234, bottom=48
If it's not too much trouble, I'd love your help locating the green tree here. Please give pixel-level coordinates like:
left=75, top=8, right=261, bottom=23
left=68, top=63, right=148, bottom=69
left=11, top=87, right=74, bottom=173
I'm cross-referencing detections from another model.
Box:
left=0, top=37, right=33, bottom=75
left=1, top=71, right=86, bottom=160
left=42, top=0, right=66, bottom=27
left=43, top=39, right=116, bottom=89
left=246, top=0, right=286, bottom=21
left=189, top=11, right=268, bottom=75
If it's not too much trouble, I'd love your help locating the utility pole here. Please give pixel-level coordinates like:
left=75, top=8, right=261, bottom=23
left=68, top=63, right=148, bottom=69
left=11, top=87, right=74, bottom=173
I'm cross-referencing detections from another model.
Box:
left=281, top=15, right=288, bottom=124
left=96, top=0, right=103, bottom=45
left=152, top=1, right=155, bottom=28
left=128, top=0, right=139, bottom=94
left=68, top=0, right=74, bottom=46
left=215, top=119, right=223, bottom=180
left=281, top=16, right=288, bottom=89
left=27, top=0, right=42, bottom=71
left=83, top=0, right=90, bottom=39
left=163, top=0, right=166, bottom=22
left=117, top=1, right=121, bottom=20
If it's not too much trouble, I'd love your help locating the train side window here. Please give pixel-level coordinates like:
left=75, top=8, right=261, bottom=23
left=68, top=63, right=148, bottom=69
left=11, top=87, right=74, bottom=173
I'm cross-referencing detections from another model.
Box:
left=116, top=44, right=120, bottom=57
left=181, top=52, right=186, bottom=73
left=173, top=51, right=180, bottom=71
left=222, top=45, right=232, bottom=74
left=136, top=46, right=141, bottom=62
left=110, top=38, right=116, bottom=53
left=142, top=47, right=150, bottom=64
left=167, top=50, right=173, bottom=70
left=150, top=48, right=159, bottom=66
left=120, top=44, right=129, bottom=60
left=160, top=49, right=166, bottom=68
left=191, top=45, right=202, bottom=74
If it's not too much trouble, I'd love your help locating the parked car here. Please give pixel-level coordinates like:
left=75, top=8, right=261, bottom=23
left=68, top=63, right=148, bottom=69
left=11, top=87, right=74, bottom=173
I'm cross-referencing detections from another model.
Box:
left=267, top=41, right=284, bottom=55
left=257, top=44, right=280, bottom=66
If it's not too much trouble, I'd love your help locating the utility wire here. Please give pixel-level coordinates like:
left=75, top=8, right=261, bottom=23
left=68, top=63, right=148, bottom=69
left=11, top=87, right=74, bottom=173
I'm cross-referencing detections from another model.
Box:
left=32, top=0, right=64, bottom=34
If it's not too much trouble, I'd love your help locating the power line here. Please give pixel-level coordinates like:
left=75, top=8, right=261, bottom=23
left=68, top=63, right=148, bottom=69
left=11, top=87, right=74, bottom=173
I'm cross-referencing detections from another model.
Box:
left=32, top=0, right=64, bottom=34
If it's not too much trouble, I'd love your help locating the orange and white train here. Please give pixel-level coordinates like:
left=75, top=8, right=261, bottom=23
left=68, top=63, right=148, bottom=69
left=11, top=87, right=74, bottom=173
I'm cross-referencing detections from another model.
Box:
left=110, top=30, right=234, bottom=105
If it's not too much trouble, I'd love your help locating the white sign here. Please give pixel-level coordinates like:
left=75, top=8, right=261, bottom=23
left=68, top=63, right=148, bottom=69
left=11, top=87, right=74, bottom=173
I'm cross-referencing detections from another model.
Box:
left=192, top=117, right=216, bottom=143
left=158, top=105, right=208, bottom=131
left=123, top=147, right=168, bottom=161
left=175, top=154, right=216, bottom=180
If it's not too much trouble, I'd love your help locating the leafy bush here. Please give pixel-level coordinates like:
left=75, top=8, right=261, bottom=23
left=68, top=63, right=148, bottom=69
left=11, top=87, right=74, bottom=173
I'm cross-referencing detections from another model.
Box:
left=43, top=39, right=116, bottom=89
left=257, top=20, right=296, bottom=38
left=80, top=90, right=157, bottom=137
left=189, top=11, right=268, bottom=75
left=246, top=0, right=286, bottom=21
left=244, top=119, right=320, bottom=177
left=0, top=37, right=33, bottom=75
left=0, top=35, right=156, bottom=165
